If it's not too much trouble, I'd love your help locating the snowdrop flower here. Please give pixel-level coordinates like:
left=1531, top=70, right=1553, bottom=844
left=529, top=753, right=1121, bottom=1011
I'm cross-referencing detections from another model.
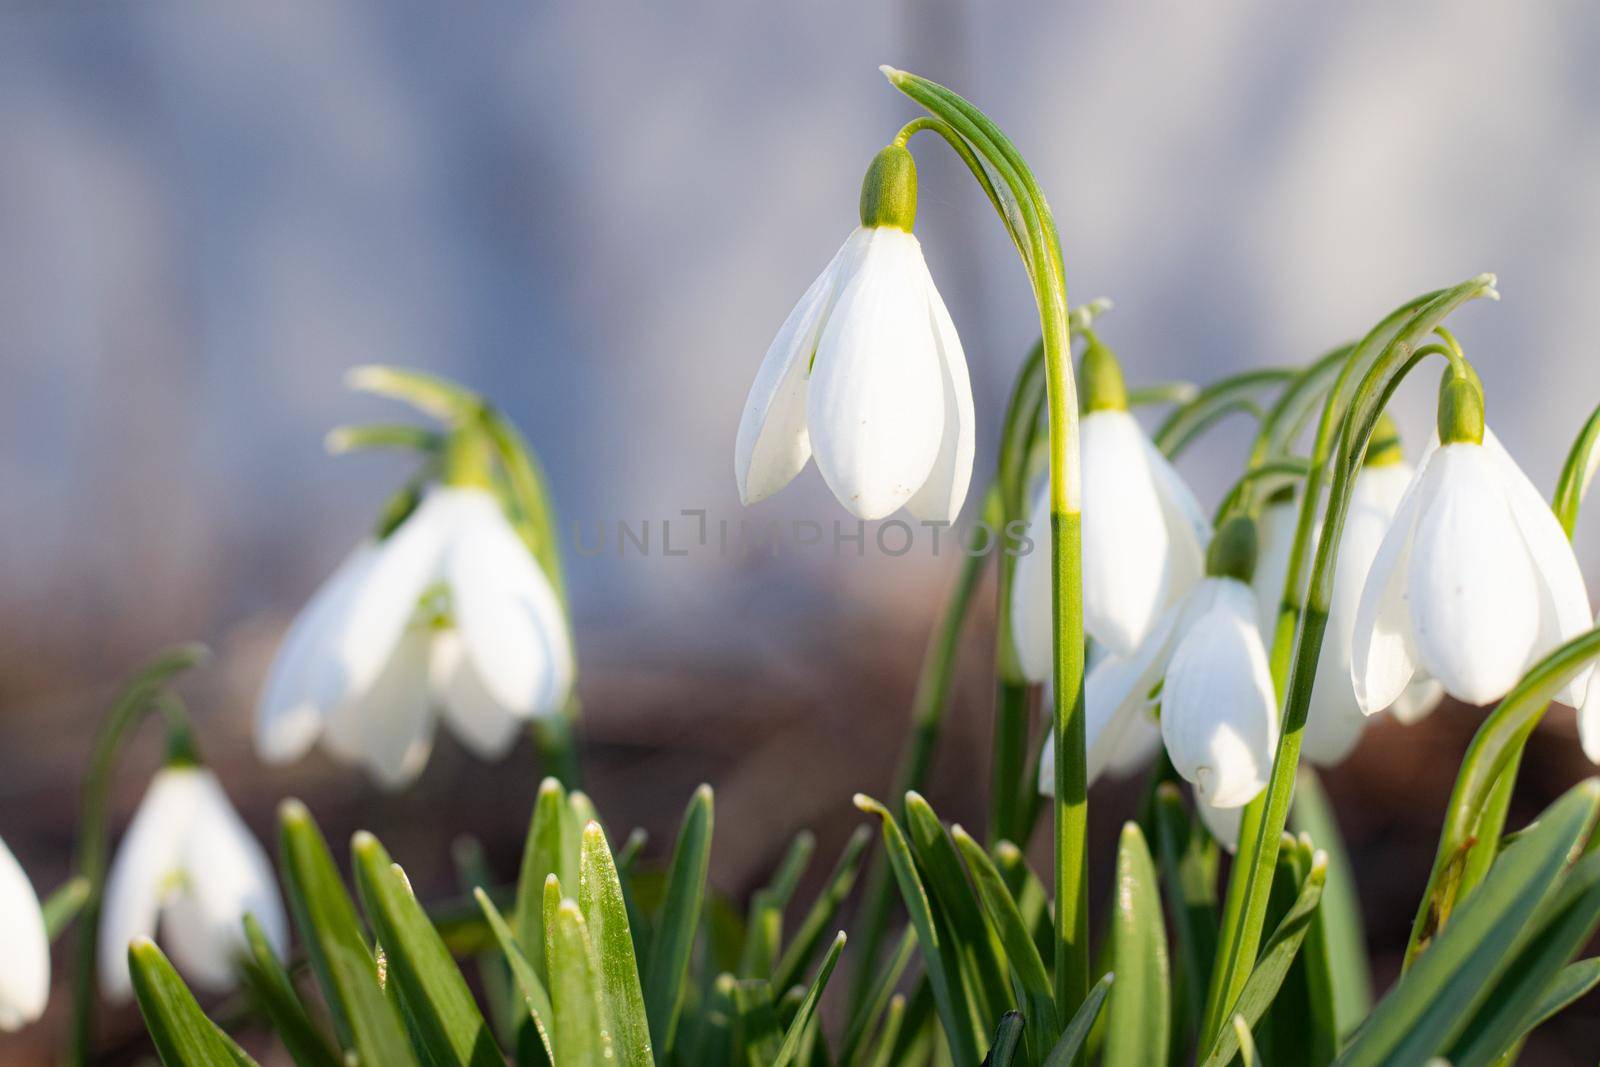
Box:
left=1352, top=376, right=1593, bottom=712
left=100, top=762, right=286, bottom=1002
left=256, top=430, right=574, bottom=789
left=1040, top=516, right=1279, bottom=811
left=0, top=835, right=48, bottom=1031
left=1012, top=338, right=1209, bottom=675
left=736, top=143, right=974, bottom=521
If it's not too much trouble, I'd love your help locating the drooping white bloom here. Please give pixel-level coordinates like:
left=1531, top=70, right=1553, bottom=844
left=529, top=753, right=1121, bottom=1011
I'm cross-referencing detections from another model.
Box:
left=256, top=484, right=574, bottom=789
left=735, top=224, right=974, bottom=522
left=99, top=766, right=287, bottom=1002
left=0, top=836, right=49, bottom=1031
left=1161, top=577, right=1282, bottom=807
left=1037, top=572, right=1280, bottom=812
left=1351, top=430, right=1592, bottom=712
left=1011, top=409, right=1208, bottom=677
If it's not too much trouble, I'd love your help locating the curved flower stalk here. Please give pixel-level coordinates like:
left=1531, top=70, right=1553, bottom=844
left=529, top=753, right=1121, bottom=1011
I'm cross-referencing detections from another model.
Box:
left=256, top=371, right=575, bottom=789
left=100, top=745, right=287, bottom=1001
left=0, top=835, right=49, bottom=1031
left=736, top=145, right=975, bottom=521
left=862, top=66, right=1090, bottom=1011
left=1011, top=333, right=1210, bottom=672
left=68, top=645, right=209, bottom=1066
left=1351, top=386, right=1593, bottom=711
left=1202, top=275, right=1500, bottom=1045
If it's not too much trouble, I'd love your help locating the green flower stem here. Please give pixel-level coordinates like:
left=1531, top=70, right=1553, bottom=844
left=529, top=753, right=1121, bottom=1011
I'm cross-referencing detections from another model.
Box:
left=892, top=117, right=1024, bottom=259
left=1127, top=380, right=1201, bottom=409
left=324, top=423, right=445, bottom=456
left=1202, top=276, right=1497, bottom=1044
left=881, top=65, right=1092, bottom=1014
left=1403, top=628, right=1600, bottom=966
left=1554, top=399, right=1600, bottom=537
left=1212, top=458, right=1311, bottom=524
left=69, top=644, right=209, bottom=1067
left=1152, top=368, right=1298, bottom=457
left=852, top=483, right=995, bottom=1003
left=1248, top=345, right=1352, bottom=469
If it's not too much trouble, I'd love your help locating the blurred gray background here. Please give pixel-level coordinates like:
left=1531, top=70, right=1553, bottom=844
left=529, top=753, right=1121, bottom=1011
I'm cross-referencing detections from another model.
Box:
left=4, top=1, right=1600, bottom=1062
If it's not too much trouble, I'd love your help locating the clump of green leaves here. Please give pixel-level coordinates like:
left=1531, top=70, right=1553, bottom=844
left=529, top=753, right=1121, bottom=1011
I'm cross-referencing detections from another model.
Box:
left=129, top=781, right=854, bottom=1067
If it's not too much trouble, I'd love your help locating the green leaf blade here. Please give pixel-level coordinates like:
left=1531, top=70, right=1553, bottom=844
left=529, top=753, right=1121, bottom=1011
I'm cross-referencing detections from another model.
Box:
left=644, top=783, right=714, bottom=1058
left=351, top=832, right=501, bottom=1067
left=773, top=931, right=846, bottom=1067
left=1337, top=779, right=1600, bottom=1066
left=547, top=898, right=613, bottom=1066
left=129, top=938, right=260, bottom=1067
left=1104, top=822, right=1170, bottom=1067
left=278, top=800, right=417, bottom=1067
left=472, top=888, right=556, bottom=1066
left=238, top=912, right=342, bottom=1067
left=854, top=793, right=979, bottom=1065
left=578, top=821, right=653, bottom=1067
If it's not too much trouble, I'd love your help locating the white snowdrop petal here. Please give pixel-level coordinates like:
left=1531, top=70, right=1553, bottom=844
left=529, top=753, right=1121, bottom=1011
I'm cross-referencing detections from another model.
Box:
left=433, top=631, right=524, bottom=760
left=99, top=768, right=205, bottom=1001
left=1351, top=454, right=1431, bottom=714
left=448, top=492, right=574, bottom=717
left=1011, top=485, right=1054, bottom=683
left=1107, top=710, right=1163, bottom=777
left=1389, top=678, right=1445, bottom=725
left=323, top=627, right=436, bottom=791
left=903, top=269, right=975, bottom=523
left=329, top=489, right=456, bottom=708
left=1161, top=580, right=1279, bottom=809
left=1407, top=445, right=1541, bottom=706
left=0, top=837, right=48, bottom=1031
left=807, top=229, right=945, bottom=519
left=1251, top=500, right=1301, bottom=643
left=1081, top=410, right=1174, bottom=657
left=1485, top=429, right=1595, bottom=707
left=1196, top=793, right=1242, bottom=854
left=1582, top=681, right=1600, bottom=764
left=1303, top=462, right=1413, bottom=765
left=735, top=231, right=866, bottom=505
left=255, top=543, right=380, bottom=764
left=1039, top=599, right=1188, bottom=796
left=160, top=772, right=285, bottom=994
left=1141, top=433, right=1211, bottom=599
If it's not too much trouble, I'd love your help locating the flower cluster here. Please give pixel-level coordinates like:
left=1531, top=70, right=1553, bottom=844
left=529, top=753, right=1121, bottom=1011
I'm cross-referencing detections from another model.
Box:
left=735, top=137, right=1597, bottom=852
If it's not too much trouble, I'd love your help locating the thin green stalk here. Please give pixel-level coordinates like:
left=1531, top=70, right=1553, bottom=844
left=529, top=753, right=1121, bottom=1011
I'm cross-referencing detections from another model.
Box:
left=68, top=644, right=209, bottom=1067
left=884, top=65, right=1089, bottom=1013
left=1152, top=368, right=1298, bottom=457
left=1203, top=276, right=1498, bottom=1043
